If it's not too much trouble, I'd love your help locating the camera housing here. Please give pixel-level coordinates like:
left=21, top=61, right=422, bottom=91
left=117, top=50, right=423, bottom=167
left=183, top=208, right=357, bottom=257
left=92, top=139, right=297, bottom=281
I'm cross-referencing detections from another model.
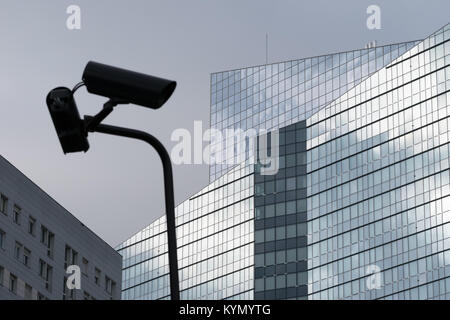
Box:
left=46, top=87, right=89, bottom=153
left=82, top=61, right=176, bottom=109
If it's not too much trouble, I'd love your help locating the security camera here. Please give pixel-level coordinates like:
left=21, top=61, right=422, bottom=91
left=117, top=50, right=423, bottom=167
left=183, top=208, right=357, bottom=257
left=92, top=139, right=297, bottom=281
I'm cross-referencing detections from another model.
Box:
left=45, top=61, right=180, bottom=299
left=82, top=61, right=177, bottom=109
left=46, top=61, right=177, bottom=154
left=46, top=87, right=89, bottom=153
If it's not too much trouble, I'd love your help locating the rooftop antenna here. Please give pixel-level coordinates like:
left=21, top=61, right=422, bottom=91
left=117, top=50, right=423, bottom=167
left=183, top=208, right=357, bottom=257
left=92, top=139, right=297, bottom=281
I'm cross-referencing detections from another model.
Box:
left=266, top=33, right=269, bottom=64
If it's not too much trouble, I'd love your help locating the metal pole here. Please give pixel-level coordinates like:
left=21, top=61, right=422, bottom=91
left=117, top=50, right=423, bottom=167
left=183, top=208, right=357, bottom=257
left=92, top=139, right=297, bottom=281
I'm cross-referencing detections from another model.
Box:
left=85, top=117, right=180, bottom=300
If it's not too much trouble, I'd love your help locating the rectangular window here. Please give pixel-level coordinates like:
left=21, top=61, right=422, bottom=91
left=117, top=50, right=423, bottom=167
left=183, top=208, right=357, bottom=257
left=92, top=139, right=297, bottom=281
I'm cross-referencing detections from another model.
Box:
left=9, top=273, right=17, bottom=294
left=41, top=226, right=47, bottom=243
left=28, top=216, right=36, bottom=236
left=41, top=226, right=55, bottom=259
left=82, top=258, right=89, bottom=276
left=64, top=245, right=78, bottom=269
left=47, top=232, right=54, bottom=258
left=63, top=276, right=75, bottom=300
left=63, top=277, right=66, bottom=299
left=14, top=242, right=22, bottom=260
left=110, top=280, right=116, bottom=297
left=105, top=276, right=115, bottom=295
left=64, top=245, right=70, bottom=265
left=0, top=266, right=4, bottom=286
left=13, top=205, right=21, bottom=225
left=39, top=259, right=53, bottom=292
left=23, top=248, right=31, bottom=267
left=0, top=230, right=5, bottom=249
left=39, top=260, right=45, bottom=277
left=94, top=268, right=101, bottom=286
left=62, top=276, right=67, bottom=299
left=0, top=194, right=7, bottom=215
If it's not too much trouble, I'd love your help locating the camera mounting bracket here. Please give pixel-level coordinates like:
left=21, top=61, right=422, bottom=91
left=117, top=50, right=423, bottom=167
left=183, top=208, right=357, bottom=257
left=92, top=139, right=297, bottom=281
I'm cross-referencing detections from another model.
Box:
left=84, top=98, right=129, bottom=133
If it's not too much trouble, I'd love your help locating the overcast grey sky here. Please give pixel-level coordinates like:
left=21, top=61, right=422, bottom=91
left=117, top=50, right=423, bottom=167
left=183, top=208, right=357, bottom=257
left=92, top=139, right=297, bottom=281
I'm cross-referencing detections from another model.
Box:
left=0, top=0, right=448, bottom=247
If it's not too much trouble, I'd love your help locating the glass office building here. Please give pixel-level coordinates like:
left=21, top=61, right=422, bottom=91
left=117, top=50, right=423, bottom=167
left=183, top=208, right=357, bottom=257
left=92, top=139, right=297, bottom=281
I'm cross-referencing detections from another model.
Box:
left=117, top=161, right=255, bottom=300
left=209, top=40, right=420, bottom=181
left=117, top=22, right=450, bottom=300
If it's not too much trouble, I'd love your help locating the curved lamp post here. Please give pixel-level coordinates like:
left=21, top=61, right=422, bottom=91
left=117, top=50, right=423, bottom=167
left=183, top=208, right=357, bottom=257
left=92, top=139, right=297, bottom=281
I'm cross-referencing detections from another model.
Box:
left=46, top=61, right=180, bottom=300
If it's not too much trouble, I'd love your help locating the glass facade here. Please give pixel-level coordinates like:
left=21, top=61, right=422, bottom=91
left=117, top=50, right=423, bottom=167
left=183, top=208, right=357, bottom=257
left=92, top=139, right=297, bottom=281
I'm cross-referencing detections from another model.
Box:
left=210, top=40, right=420, bottom=181
left=254, top=122, right=309, bottom=299
left=117, top=22, right=450, bottom=300
left=305, top=23, right=450, bottom=300
left=117, top=162, right=255, bottom=300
